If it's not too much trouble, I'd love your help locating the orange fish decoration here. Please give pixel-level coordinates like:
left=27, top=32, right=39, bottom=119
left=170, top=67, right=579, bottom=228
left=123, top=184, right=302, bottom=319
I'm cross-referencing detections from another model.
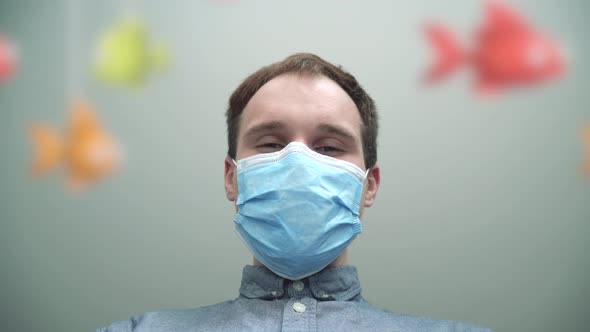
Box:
left=30, top=100, right=121, bottom=190
left=424, top=0, right=566, bottom=94
left=583, top=125, right=590, bottom=176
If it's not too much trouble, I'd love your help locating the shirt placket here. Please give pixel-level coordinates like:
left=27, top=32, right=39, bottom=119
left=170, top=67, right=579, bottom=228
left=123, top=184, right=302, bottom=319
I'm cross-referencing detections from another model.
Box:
left=281, top=297, right=317, bottom=332
left=280, top=279, right=318, bottom=332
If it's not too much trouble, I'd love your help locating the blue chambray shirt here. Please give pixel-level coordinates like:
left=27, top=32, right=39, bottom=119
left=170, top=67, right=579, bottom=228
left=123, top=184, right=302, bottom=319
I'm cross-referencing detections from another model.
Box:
left=98, top=265, right=493, bottom=332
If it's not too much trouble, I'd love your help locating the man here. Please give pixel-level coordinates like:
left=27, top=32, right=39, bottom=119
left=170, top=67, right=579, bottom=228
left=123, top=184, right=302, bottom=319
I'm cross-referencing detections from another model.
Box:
left=99, top=53, right=492, bottom=331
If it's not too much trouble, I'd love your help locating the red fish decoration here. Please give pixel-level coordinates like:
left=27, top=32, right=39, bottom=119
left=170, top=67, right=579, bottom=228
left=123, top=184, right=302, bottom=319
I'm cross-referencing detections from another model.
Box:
left=424, top=1, right=566, bottom=94
left=0, top=34, right=18, bottom=82
left=30, top=100, right=121, bottom=191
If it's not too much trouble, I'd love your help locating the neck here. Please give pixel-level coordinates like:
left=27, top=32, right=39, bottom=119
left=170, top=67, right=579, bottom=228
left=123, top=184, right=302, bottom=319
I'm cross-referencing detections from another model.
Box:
left=328, top=249, right=349, bottom=267
left=252, top=249, right=349, bottom=269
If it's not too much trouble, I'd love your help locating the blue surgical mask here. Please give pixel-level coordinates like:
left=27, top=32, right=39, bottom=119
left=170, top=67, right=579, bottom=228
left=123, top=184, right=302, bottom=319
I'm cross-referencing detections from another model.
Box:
left=233, top=142, right=367, bottom=280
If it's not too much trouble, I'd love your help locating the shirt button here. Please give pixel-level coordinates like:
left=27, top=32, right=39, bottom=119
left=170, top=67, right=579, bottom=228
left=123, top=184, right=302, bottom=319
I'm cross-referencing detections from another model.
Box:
left=292, top=302, right=306, bottom=313
left=292, top=280, right=304, bottom=292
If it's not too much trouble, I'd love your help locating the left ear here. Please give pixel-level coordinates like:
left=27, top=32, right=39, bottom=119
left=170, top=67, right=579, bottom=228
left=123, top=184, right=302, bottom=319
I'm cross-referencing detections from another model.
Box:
left=363, top=164, right=380, bottom=207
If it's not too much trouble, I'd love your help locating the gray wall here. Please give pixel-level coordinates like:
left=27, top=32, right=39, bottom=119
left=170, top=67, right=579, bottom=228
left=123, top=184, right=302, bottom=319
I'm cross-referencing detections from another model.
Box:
left=1, top=1, right=588, bottom=331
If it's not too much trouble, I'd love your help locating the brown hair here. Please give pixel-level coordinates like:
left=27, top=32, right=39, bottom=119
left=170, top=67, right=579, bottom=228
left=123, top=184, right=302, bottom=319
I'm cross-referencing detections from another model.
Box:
left=225, top=53, right=378, bottom=168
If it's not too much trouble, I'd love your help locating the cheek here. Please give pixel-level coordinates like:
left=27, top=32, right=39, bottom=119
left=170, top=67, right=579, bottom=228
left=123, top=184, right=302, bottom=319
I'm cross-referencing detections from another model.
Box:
left=347, top=144, right=366, bottom=170
left=341, top=154, right=366, bottom=171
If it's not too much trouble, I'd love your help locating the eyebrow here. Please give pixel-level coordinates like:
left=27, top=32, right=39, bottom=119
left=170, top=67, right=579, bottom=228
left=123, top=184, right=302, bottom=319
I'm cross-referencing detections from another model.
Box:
left=316, top=123, right=356, bottom=143
left=242, top=121, right=288, bottom=140
left=242, top=121, right=357, bottom=143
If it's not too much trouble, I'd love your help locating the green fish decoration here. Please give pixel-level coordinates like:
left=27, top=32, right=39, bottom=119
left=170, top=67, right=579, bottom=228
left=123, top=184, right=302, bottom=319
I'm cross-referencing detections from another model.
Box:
left=93, top=17, right=170, bottom=86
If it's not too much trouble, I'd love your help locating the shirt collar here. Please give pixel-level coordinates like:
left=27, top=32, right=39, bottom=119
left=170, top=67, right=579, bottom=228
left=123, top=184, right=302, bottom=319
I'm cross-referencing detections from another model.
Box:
left=239, top=265, right=362, bottom=301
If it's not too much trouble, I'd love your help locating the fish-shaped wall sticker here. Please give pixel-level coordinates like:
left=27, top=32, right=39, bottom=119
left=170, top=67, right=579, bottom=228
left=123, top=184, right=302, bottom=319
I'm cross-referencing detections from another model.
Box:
left=93, top=17, right=170, bottom=87
left=424, top=1, right=566, bottom=94
left=0, top=34, right=18, bottom=82
left=30, top=100, right=121, bottom=190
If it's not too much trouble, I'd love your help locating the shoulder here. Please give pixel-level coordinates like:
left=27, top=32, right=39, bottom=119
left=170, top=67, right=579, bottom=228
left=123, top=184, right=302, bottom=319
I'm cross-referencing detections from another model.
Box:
left=96, top=300, right=237, bottom=332
left=354, top=300, right=493, bottom=332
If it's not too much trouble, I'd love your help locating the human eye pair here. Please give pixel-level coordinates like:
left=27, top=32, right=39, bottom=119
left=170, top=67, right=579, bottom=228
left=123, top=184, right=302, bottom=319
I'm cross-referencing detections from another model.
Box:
left=256, top=142, right=343, bottom=156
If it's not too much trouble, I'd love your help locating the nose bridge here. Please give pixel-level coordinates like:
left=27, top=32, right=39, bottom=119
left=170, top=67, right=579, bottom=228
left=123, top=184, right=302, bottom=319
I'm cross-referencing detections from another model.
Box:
left=290, top=137, right=311, bottom=149
left=284, top=140, right=311, bottom=154
left=282, top=99, right=321, bottom=150
left=289, top=125, right=314, bottom=149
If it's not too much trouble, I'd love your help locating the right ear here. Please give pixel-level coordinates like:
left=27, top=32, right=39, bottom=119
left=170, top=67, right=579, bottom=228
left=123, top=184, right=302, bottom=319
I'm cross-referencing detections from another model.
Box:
left=224, top=155, right=238, bottom=201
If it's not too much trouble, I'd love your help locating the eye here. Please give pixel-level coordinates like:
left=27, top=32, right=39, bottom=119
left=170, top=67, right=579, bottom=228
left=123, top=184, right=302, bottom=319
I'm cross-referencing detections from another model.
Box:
left=315, top=145, right=343, bottom=156
left=256, top=142, right=284, bottom=153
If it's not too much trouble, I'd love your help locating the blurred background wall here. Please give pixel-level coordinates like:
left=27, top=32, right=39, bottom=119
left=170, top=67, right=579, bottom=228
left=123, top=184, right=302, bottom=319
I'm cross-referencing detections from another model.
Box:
left=0, top=1, right=588, bottom=331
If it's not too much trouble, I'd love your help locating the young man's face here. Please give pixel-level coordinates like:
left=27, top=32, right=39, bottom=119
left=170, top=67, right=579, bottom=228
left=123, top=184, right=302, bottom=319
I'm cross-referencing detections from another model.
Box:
left=225, top=73, right=379, bottom=209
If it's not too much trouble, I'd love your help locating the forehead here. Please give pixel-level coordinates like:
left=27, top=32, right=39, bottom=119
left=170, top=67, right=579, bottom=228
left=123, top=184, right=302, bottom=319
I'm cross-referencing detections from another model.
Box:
left=238, top=74, right=362, bottom=139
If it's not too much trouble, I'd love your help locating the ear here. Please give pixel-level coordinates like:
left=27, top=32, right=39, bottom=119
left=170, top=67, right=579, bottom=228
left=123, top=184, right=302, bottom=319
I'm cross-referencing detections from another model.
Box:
left=363, top=164, right=380, bottom=207
left=224, top=155, right=238, bottom=201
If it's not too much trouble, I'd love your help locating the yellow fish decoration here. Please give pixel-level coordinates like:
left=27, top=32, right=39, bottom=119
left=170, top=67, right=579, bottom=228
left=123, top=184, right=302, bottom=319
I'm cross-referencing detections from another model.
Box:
left=30, top=100, right=121, bottom=191
left=93, top=17, right=170, bottom=86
